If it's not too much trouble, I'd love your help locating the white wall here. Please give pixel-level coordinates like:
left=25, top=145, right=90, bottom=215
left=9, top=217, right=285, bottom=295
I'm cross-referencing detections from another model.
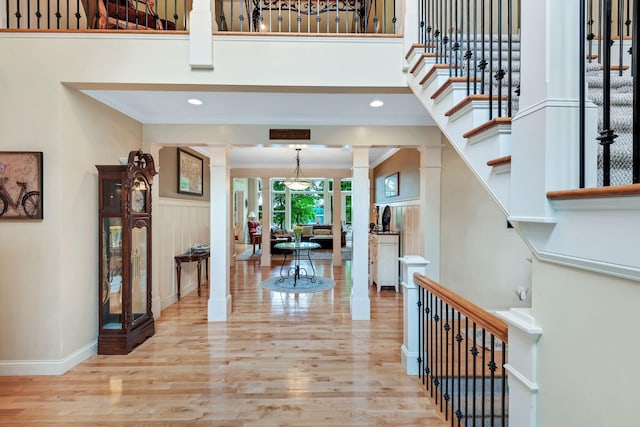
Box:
left=532, top=259, right=640, bottom=426
left=440, top=137, right=532, bottom=310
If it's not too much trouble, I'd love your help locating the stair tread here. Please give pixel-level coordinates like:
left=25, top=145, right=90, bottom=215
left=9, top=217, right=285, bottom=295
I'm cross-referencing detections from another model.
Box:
left=463, top=117, right=512, bottom=139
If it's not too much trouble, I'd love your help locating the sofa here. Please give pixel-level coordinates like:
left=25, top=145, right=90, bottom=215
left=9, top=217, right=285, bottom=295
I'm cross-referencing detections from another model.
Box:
left=300, top=224, right=346, bottom=249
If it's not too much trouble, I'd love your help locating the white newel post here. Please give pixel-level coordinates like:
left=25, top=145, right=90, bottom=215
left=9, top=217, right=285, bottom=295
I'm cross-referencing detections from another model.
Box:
left=496, top=308, right=543, bottom=427
left=208, top=146, right=231, bottom=321
left=350, top=147, right=370, bottom=320
left=189, top=0, right=213, bottom=70
left=399, top=256, right=430, bottom=375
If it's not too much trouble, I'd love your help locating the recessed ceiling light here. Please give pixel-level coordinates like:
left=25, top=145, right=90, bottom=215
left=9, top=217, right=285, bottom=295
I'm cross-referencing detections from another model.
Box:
left=187, top=98, right=203, bottom=105
left=369, top=99, right=384, bottom=108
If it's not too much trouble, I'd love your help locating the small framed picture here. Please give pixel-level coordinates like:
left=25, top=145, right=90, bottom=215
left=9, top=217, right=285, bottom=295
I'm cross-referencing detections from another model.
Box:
left=0, top=151, right=43, bottom=219
left=177, top=148, right=203, bottom=196
left=384, top=172, right=399, bottom=198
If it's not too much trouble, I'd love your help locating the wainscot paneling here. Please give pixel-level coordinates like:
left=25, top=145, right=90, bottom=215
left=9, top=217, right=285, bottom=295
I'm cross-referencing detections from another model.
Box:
left=157, top=198, right=210, bottom=310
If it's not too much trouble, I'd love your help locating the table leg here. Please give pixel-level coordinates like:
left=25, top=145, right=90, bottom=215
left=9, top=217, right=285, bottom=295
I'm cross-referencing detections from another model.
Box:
left=197, top=259, right=202, bottom=297
left=176, top=261, right=182, bottom=300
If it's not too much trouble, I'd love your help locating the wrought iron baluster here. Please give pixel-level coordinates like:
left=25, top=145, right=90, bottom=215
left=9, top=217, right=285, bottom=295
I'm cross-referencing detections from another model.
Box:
left=490, top=334, right=496, bottom=425
left=444, top=303, right=450, bottom=420
left=501, top=341, right=507, bottom=426
left=464, top=316, right=469, bottom=426
left=480, top=0, right=486, bottom=95
left=471, top=323, right=477, bottom=427
left=55, top=0, right=60, bottom=28
left=465, top=0, right=471, bottom=95
left=481, top=329, right=486, bottom=424
left=496, top=0, right=504, bottom=117
left=488, top=0, right=494, bottom=119
left=455, top=312, right=462, bottom=427
left=435, top=299, right=441, bottom=407
left=580, top=0, right=587, bottom=188
left=473, top=0, right=478, bottom=93
left=418, top=289, right=424, bottom=383
left=633, top=0, right=639, bottom=183
left=15, top=0, right=22, bottom=29
left=618, top=0, right=624, bottom=75
left=507, top=0, right=512, bottom=117
left=598, top=0, right=617, bottom=186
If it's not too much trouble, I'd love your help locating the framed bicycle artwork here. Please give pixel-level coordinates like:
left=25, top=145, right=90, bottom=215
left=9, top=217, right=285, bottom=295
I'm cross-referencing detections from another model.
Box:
left=177, top=148, right=203, bottom=196
left=0, top=151, right=43, bottom=219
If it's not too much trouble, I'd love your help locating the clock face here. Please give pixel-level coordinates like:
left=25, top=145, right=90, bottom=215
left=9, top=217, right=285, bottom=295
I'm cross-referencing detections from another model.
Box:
left=132, top=189, right=146, bottom=213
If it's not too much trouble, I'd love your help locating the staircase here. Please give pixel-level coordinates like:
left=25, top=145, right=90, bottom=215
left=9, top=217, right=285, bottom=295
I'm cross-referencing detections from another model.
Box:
left=405, top=32, right=640, bottom=282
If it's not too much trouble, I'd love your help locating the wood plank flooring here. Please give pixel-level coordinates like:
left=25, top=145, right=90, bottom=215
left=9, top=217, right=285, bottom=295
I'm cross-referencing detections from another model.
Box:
left=0, top=248, right=446, bottom=426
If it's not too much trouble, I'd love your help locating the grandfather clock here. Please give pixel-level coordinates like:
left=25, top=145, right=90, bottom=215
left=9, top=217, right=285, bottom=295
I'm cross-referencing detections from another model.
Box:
left=96, top=150, right=156, bottom=355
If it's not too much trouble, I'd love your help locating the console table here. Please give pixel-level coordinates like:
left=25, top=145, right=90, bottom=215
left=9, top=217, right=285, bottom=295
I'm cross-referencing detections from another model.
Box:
left=274, top=241, right=321, bottom=286
left=174, top=250, right=209, bottom=300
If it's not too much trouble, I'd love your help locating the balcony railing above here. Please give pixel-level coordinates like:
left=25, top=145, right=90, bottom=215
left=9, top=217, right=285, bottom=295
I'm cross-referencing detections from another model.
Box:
left=2, top=0, right=398, bottom=34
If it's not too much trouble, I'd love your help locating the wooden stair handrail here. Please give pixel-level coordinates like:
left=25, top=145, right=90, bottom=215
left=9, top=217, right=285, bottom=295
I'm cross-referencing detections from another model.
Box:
left=414, top=273, right=509, bottom=343
left=547, top=183, right=640, bottom=200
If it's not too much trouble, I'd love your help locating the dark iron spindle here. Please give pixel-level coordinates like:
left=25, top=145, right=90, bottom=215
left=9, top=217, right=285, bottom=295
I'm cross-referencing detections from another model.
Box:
left=490, top=334, right=496, bottom=424
left=444, top=303, right=450, bottom=420
left=481, top=329, right=486, bottom=424
left=633, top=0, right=639, bottom=183
left=480, top=0, right=486, bottom=95
left=464, top=317, right=469, bottom=426
left=488, top=0, right=494, bottom=119
left=456, top=311, right=462, bottom=427
left=501, top=342, right=507, bottom=426
left=580, top=0, right=587, bottom=188
left=465, top=0, right=472, bottom=95
left=507, top=0, right=513, bottom=117
left=471, top=323, right=477, bottom=427
left=598, top=0, right=617, bottom=186
left=496, top=0, right=504, bottom=117
left=618, top=0, right=624, bottom=75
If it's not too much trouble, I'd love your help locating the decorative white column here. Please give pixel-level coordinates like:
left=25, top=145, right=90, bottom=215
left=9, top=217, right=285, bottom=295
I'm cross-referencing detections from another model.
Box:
left=496, top=308, right=543, bottom=427
left=351, top=147, right=371, bottom=320
left=208, top=146, right=231, bottom=321
left=260, top=176, right=272, bottom=266
left=189, top=0, right=213, bottom=70
left=399, top=256, right=430, bottom=375
left=419, top=146, right=442, bottom=282
left=332, top=182, right=342, bottom=266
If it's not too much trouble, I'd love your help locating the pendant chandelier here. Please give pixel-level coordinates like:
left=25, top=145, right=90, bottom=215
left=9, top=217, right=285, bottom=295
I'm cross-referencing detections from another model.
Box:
left=284, top=148, right=312, bottom=190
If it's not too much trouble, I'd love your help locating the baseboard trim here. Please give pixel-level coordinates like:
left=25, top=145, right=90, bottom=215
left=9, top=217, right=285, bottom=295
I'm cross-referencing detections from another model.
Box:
left=0, top=340, right=96, bottom=376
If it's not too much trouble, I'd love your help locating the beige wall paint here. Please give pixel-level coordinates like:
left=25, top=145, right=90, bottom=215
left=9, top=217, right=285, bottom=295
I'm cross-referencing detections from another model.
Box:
left=373, top=148, right=420, bottom=204
left=440, top=138, right=531, bottom=310
left=159, top=147, right=211, bottom=201
left=533, top=259, right=640, bottom=426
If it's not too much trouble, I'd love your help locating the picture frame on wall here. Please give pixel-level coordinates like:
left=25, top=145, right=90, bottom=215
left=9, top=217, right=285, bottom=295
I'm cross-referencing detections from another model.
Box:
left=0, top=151, right=43, bottom=220
left=384, top=172, right=399, bottom=198
left=177, top=148, right=203, bottom=196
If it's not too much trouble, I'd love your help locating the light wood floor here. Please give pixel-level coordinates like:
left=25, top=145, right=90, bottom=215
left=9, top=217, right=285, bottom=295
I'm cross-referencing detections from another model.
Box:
left=0, top=246, right=446, bottom=426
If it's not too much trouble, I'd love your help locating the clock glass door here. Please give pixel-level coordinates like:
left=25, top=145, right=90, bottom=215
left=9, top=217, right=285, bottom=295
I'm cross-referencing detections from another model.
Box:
left=101, top=217, right=123, bottom=330
left=131, top=225, right=148, bottom=325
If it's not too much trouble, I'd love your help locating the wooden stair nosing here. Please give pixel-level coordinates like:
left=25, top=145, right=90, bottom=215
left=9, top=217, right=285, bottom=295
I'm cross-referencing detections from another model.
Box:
left=601, top=65, right=630, bottom=71
left=487, top=155, right=512, bottom=167
left=419, top=64, right=459, bottom=86
left=409, top=53, right=437, bottom=74
left=405, top=44, right=437, bottom=60
left=430, top=77, right=472, bottom=100
left=462, top=117, right=512, bottom=139
left=547, top=183, right=640, bottom=200
left=444, top=93, right=499, bottom=117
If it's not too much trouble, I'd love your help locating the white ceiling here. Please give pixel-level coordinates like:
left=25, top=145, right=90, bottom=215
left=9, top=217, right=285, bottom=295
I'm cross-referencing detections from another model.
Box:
left=81, top=89, right=434, bottom=168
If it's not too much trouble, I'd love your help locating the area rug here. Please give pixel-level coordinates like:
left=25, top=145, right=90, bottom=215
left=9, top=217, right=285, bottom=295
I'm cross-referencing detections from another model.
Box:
left=261, top=276, right=336, bottom=294
left=237, top=248, right=352, bottom=261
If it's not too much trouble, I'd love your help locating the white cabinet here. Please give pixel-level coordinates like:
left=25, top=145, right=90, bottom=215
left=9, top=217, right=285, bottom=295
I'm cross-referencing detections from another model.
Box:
left=369, top=232, right=400, bottom=292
